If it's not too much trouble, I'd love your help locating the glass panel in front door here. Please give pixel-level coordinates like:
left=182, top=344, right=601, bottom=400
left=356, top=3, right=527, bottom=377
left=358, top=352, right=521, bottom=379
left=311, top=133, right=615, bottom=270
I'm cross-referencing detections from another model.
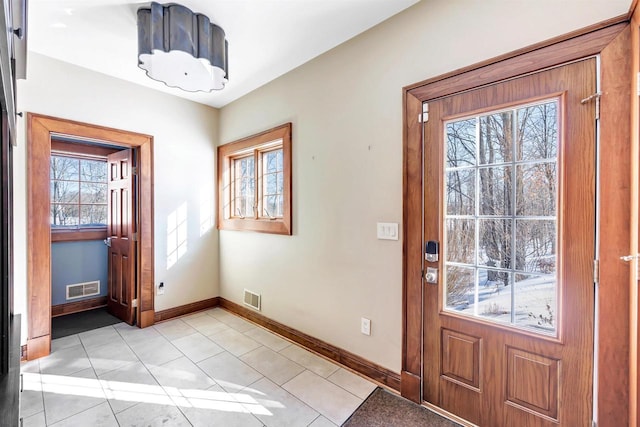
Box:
left=443, top=99, right=559, bottom=336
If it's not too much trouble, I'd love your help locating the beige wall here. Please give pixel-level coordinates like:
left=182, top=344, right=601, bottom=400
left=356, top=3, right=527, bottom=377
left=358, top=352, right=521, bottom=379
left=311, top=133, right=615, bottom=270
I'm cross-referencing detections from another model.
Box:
left=14, top=53, right=220, bottom=342
left=13, top=0, right=630, bottom=369
left=218, top=0, right=630, bottom=371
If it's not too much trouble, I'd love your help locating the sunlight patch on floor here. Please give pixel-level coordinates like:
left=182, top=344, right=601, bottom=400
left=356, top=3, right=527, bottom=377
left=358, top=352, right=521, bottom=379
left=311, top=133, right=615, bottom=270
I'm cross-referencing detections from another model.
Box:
left=23, top=372, right=278, bottom=416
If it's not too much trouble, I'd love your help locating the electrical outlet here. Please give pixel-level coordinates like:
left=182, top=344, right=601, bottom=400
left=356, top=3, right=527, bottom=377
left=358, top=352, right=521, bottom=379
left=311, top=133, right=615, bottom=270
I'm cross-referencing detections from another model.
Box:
left=157, top=282, right=165, bottom=296
left=361, top=317, right=371, bottom=336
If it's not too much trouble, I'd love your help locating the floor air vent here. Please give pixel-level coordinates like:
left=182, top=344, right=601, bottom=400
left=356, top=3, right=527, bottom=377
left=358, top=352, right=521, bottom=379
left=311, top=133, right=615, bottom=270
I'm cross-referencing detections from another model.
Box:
left=243, top=289, right=261, bottom=311
left=66, top=281, right=100, bottom=300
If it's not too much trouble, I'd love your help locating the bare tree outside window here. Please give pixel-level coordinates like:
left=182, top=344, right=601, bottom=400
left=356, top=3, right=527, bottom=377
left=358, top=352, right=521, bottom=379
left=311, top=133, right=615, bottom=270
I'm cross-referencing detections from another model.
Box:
left=51, top=155, right=108, bottom=228
left=443, top=100, right=559, bottom=335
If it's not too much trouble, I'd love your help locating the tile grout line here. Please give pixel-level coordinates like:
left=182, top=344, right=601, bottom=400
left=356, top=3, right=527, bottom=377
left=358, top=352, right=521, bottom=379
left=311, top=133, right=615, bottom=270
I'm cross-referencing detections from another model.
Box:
left=79, top=325, right=122, bottom=427
left=229, top=308, right=374, bottom=407
left=116, top=322, right=195, bottom=427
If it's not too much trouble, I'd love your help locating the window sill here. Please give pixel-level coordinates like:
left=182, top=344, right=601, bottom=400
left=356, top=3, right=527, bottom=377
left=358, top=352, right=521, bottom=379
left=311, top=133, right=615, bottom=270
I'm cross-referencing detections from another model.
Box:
left=51, top=228, right=108, bottom=242
left=218, top=218, right=291, bottom=235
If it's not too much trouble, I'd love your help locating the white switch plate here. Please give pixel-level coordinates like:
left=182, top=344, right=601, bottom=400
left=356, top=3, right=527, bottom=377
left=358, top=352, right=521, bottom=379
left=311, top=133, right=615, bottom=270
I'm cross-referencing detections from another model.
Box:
left=361, top=317, right=371, bottom=336
left=377, top=222, right=399, bottom=240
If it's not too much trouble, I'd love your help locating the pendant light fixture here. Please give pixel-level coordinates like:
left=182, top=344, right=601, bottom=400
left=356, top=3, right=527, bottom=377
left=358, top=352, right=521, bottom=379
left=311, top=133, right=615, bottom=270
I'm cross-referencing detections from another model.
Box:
left=137, top=2, right=229, bottom=92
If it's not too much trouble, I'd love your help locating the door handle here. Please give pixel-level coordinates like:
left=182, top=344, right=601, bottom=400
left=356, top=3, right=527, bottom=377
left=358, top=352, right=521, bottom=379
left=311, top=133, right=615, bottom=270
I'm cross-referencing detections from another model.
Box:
left=104, top=237, right=112, bottom=247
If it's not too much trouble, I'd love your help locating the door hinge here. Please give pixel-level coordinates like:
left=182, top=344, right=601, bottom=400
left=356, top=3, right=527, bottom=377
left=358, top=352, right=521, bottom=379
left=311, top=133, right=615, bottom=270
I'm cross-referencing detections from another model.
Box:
left=132, top=232, right=138, bottom=242
left=418, top=103, right=429, bottom=123
left=132, top=166, right=138, bottom=175
left=132, top=298, right=138, bottom=308
left=580, top=92, right=601, bottom=121
left=593, top=259, right=599, bottom=285
left=592, top=420, right=597, bottom=427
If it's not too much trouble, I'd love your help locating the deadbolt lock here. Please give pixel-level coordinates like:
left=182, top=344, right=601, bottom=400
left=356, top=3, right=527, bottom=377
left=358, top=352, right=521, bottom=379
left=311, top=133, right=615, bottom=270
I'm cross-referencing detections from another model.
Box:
left=425, top=267, right=438, bottom=284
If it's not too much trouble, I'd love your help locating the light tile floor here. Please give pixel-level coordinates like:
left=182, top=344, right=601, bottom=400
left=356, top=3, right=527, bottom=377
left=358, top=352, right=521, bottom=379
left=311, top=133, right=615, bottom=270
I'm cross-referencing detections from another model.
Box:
left=20, top=308, right=377, bottom=427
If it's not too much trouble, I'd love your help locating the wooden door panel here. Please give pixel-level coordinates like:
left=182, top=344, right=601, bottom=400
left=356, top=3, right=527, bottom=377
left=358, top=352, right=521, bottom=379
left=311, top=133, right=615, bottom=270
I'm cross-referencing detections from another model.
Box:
left=122, top=189, right=129, bottom=238
left=121, top=254, right=130, bottom=303
left=441, top=328, right=480, bottom=389
left=505, top=347, right=559, bottom=419
left=440, top=374, right=481, bottom=424
left=107, top=149, right=135, bottom=325
left=110, top=252, right=118, bottom=301
left=423, top=59, right=595, bottom=426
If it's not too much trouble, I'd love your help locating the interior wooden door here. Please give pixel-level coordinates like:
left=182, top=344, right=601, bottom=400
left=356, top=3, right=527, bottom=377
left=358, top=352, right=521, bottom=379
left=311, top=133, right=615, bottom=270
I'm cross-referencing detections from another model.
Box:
left=106, top=148, right=136, bottom=325
left=422, top=59, right=596, bottom=426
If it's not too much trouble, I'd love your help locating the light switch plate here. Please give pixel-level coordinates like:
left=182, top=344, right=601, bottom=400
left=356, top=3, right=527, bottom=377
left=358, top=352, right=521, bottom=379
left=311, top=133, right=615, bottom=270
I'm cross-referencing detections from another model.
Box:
left=377, top=222, right=399, bottom=240
left=361, top=317, right=371, bottom=336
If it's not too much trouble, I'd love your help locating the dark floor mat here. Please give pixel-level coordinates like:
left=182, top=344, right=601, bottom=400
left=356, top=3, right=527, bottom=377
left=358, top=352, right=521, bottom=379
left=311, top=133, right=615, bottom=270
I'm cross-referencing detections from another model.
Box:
left=51, top=307, right=122, bottom=339
left=342, top=387, right=461, bottom=427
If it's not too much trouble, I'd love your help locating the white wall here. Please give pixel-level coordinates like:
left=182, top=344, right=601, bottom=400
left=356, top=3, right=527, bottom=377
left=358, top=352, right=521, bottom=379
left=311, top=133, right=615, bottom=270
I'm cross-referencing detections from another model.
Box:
left=218, top=0, right=630, bottom=371
left=14, top=53, right=220, bottom=342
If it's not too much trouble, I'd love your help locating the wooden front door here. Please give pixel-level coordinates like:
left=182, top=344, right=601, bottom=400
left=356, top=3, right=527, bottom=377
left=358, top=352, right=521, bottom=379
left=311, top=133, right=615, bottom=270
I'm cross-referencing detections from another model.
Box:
left=422, top=59, right=596, bottom=426
left=106, top=148, right=136, bottom=325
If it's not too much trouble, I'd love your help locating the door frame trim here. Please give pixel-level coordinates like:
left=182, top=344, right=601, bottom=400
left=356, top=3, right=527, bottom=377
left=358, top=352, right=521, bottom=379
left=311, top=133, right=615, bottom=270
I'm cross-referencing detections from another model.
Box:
left=26, top=113, right=155, bottom=359
left=402, top=18, right=632, bottom=426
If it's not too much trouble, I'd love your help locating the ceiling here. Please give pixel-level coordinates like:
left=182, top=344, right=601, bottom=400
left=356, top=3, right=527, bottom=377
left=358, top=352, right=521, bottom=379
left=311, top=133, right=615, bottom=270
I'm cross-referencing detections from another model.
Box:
left=28, top=0, right=419, bottom=108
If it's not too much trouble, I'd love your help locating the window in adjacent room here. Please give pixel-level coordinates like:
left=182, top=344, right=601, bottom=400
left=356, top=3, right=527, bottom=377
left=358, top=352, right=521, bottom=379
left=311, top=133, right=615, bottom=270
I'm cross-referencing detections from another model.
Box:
left=218, top=123, right=292, bottom=235
left=50, top=147, right=109, bottom=241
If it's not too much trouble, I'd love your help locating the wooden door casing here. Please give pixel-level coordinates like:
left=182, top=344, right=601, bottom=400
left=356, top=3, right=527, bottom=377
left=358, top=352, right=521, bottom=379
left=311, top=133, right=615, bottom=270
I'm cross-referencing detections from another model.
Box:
left=107, top=149, right=136, bottom=325
left=27, top=114, right=155, bottom=360
left=422, top=60, right=596, bottom=426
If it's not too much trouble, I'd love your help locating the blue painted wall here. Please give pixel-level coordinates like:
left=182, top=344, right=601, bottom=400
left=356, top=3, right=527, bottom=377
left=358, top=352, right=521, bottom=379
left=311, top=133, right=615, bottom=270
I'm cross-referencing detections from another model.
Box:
left=51, top=240, right=108, bottom=306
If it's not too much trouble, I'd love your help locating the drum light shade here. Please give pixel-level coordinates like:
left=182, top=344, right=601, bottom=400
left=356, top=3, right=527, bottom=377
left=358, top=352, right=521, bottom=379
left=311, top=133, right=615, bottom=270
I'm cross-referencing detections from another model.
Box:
left=137, top=2, right=229, bottom=92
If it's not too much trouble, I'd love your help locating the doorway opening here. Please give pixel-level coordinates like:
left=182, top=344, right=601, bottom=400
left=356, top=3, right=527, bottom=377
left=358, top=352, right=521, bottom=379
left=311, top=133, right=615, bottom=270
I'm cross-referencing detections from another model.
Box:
left=49, top=136, right=136, bottom=338
left=26, top=113, right=155, bottom=360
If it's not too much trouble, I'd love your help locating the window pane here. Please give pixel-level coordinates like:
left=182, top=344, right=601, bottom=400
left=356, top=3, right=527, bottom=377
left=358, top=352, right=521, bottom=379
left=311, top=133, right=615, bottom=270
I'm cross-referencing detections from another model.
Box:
left=51, top=204, right=79, bottom=226
left=478, top=269, right=511, bottom=325
left=265, top=195, right=277, bottom=217
left=515, top=273, right=556, bottom=334
left=51, top=180, right=79, bottom=203
left=445, top=265, right=475, bottom=312
left=266, top=173, right=277, bottom=195
left=50, top=156, right=79, bottom=180
left=232, top=156, right=255, bottom=217
left=446, top=170, right=475, bottom=215
left=479, top=166, right=511, bottom=216
left=517, top=163, right=556, bottom=216
left=262, top=149, right=284, bottom=218
left=80, top=159, right=108, bottom=182
left=276, top=195, right=283, bottom=217
left=478, top=219, right=512, bottom=269
left=517, top=102, right=558, bottom=161
left=264, top=150, right=278, bottom=173
left=80, top=182, right=107, bottom=204
left=446, top=219, right=475, bottom=264
left=80, top=204, right=107, bottom=226
left=446, top=118, right=476, bottom=168
left=515, top=219, right=556, bottom=274
left=479, top=111, right=513, bottom=164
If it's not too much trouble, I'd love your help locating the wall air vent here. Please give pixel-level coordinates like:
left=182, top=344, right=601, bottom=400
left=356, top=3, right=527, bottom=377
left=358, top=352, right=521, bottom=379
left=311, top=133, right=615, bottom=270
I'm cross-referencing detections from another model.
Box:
left=66, top=281, right=100, bottom=300
left=243, top=289, right=261, bottom=311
